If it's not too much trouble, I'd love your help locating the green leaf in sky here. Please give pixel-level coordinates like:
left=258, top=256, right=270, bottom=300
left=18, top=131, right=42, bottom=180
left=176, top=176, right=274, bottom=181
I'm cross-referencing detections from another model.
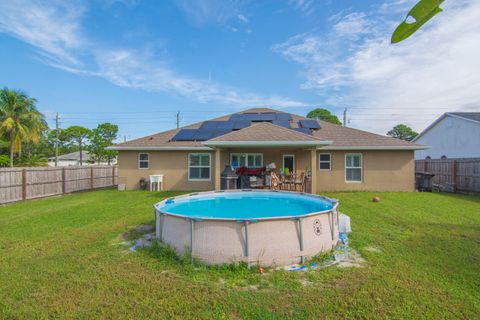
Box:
left=391, top=0, right=445, bottom=44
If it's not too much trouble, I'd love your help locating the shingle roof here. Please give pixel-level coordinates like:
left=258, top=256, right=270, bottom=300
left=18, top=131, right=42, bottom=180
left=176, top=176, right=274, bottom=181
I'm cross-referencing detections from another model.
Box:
left=207, top=122, right=324, bottom=142
left=449, top=112, right=480, bottom=123
left=109, top=108, right=425, bottom=150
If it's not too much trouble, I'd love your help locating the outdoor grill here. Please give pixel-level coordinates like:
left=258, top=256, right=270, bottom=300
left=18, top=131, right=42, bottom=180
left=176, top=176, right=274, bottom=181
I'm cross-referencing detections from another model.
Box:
left=220, top=165, right=238, bottom=190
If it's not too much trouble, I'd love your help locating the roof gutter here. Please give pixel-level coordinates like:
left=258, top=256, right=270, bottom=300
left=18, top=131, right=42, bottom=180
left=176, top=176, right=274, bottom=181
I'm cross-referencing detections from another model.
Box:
left=202, top=140, right=333, bottom=147
left=106, top=146, right=213, bottom=151
left=318, top=145, right=429, bottom=151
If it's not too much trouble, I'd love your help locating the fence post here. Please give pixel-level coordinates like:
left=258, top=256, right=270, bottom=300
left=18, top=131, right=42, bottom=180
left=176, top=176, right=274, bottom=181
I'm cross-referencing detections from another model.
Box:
left=112, top=166, right=115, bottom=186
left=22, top=169, right=27, bottom=200
left=90, top=167, right=94, bottom=189
left=452, top=160, right=457, bottom=192
left=62, top=167, right=66, bottom=194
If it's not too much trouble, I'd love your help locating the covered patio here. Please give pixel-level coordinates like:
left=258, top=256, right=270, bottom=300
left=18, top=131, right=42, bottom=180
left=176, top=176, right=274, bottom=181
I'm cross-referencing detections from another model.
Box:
left=202, top=122, right=332, bottom=193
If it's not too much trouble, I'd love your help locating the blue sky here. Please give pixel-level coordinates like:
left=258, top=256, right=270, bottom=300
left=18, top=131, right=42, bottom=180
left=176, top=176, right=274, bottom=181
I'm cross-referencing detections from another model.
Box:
left=1, top=0, right=479, bottom=140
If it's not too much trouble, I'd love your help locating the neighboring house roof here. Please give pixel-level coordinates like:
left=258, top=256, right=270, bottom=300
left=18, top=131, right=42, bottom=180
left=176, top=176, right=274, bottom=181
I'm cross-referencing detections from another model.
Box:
left=448, top=112, right=480, bottom=123
left=109, top=108, right=426, bottom=150
left=48, top=151, right=92, bottom=161
left=413, top=112, right=480, bottom=142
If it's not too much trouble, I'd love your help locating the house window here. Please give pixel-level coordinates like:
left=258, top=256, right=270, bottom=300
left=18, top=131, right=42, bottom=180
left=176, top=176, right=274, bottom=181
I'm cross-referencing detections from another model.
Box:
left=345, top=154, right=362, bottom=182
left=138, top=153, right=149, bottom=169
left=189, top=153, right=211, bottom=180
left=231, top=153, right=263, bottom=169
left=319, top=153, right=331, bottom=171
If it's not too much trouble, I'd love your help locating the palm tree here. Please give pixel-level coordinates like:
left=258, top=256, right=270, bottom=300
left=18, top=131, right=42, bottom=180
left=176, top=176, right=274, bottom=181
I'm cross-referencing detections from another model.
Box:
left=24, top=109, right=48, bottom=160
left=0, top=88, right=45, bottom=167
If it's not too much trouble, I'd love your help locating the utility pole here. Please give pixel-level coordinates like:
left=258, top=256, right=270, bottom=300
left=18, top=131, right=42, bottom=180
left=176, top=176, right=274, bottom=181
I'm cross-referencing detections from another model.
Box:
left=176, top=111, right=180, bottom=128
left=343, top=108, right=348, bottom=127
left=55, top=113, right=59, bottom=167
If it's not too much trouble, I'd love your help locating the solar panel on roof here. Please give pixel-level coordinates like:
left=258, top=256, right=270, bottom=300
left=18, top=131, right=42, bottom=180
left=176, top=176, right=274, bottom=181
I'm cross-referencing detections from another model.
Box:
left=272, top=120, right=291, bottom=128
left=276, top=113, right=293, bottom=121
left=260, top=113, right=276, bottom=121
left=171, top=129, right=197, bottom=141
left=299, top=119, right=321, bottom=129
left=216, top=121, right=235, bottom=129
left=229, top=114, right=242, bottom=121
left=233, top=120, right=250, bottom=129
left=200, top=121, right=219, bottom=129
left=293, top=128, right=312, bottom=135
left=242, top=113, right=263, bottom=121
left=193, top=128, right=215, bottom=141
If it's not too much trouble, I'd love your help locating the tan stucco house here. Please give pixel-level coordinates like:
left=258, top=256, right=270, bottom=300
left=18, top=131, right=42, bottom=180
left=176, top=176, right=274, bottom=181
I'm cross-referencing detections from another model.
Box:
left=108, top=108, right=427, bottom=192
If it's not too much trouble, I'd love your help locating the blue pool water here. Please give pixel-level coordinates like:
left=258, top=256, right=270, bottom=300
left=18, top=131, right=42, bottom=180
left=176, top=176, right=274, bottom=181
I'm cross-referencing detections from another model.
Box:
left=158, top=191, right=334, bottom=220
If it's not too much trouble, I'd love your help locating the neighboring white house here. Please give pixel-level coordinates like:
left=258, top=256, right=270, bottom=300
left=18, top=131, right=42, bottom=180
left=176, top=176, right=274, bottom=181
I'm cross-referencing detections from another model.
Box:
left=48, top=151, right=117, bottom=166
left=413, top=112, right=480, bottom=159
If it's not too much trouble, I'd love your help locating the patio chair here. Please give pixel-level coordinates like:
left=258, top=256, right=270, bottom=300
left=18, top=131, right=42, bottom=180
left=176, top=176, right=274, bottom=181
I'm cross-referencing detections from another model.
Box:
left=271, top=172, right=282, bottom=190
left=283, top=173, right=294, bottom=191
left=293, top=172, right=305, bottom=192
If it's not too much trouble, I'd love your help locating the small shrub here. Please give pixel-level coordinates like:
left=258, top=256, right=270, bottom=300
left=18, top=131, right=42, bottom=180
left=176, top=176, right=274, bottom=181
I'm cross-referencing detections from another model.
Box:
left=0, top=154, right=9, bottom=167
left=14, top=155, right=48, bottom=167
left=144, top=241, right=179, bottom=262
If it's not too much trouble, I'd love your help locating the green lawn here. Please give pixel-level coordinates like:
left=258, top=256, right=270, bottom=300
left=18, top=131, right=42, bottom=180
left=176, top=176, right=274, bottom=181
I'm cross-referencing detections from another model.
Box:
left=0, top=190, right=479, bottom=319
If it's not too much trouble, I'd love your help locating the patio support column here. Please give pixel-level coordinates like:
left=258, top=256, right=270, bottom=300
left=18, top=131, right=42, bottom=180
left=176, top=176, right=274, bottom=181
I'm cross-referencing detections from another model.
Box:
left=215, top=148, right=221, bottom=190
left=310, top=148, right=317, bottom=194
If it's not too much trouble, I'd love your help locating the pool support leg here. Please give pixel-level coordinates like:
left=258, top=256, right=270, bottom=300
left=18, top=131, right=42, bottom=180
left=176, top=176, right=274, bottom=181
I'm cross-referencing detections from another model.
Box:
left=298, top=218, right=304, bottom=264
left=329, top=211, right=335, bottom=241
left=155, top=209, right=162, bottom=241
left=190, top=219, right=194, bottom=263
left=244, top=221, right=249, bottom=267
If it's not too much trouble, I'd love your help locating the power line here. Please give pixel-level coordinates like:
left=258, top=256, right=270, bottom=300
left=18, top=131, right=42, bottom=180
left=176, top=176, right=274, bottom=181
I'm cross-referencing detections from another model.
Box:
left=55, top=113, right=59, bottom=167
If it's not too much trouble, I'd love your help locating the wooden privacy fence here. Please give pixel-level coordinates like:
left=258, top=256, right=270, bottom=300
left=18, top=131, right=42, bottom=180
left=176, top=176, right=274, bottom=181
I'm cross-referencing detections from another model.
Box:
left=0, top=166, right=118, bottom=204
left=415, top=158, right=480, bottom=193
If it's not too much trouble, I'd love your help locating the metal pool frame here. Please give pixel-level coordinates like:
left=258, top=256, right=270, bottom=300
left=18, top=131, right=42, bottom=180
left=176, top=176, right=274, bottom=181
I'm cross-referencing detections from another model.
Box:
left=153, top=189, right=340, bottom=266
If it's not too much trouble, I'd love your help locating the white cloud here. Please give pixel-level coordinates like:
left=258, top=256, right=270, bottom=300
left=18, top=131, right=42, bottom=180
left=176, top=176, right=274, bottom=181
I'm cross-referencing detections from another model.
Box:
left=0, top=0, right=86, bottom=66
left=0, top=0, right=306, bottom=109
left=274, top=0, right=480, bottom=133
left=94, top=48, right=306, bottom=107
left=378, top=0, right=416, bottom=14
left=289, top=0, right=315, bottom=17
left=237, top=14, right=248, bottom=23
left=174, top=0, right=249, bottom=26
left=333, top=13, right=371, bottom=38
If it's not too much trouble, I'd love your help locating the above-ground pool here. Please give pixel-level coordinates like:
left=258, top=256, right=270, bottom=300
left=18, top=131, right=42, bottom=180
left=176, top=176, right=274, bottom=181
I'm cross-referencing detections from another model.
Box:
left=153, top=190, right=339, bottom=266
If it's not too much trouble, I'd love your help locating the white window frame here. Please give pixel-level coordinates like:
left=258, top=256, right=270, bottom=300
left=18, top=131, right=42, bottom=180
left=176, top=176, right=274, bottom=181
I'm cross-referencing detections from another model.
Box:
left=188, top=153, right=211, bottom=181
left=138, top=153, right=149, bottom=169
left=319, top=153, right=331, bottom=171
left=282, top=154, right=295, bottom=172
left=230, top=153, right=263, bottom=169
left=345, top=153, right=363, bottom=183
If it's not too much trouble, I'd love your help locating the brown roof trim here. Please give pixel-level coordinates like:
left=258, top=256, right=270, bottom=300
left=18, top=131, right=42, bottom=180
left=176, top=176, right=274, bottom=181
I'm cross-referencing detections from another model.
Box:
left=203, top=140, right=332, bottom=147
left=319, top=146, right=429, bottom=151
left=106, top=146, right=212, bottom=151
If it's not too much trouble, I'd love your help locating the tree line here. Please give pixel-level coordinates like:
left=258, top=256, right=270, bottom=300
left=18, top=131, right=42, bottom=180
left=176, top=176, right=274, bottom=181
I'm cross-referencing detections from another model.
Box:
left=0, top=88, right=118, bottom=167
